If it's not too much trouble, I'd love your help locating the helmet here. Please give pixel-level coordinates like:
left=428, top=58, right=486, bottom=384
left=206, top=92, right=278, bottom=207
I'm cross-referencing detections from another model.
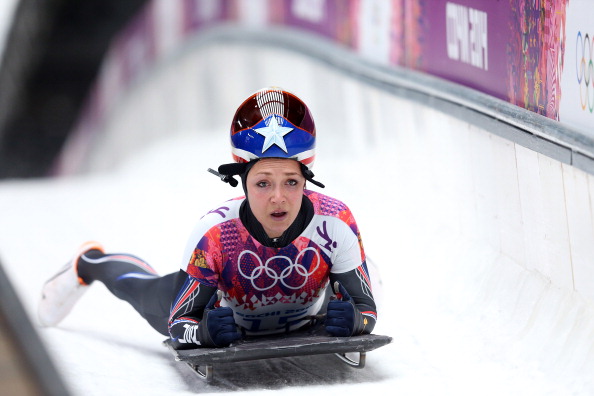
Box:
left=229, top=87, right=316, bottom=169
left=211, top=87, right=324, bottom=188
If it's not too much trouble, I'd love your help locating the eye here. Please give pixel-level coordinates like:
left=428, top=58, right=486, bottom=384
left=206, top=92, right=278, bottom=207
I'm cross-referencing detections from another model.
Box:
left=256, top=181, right=269, bottom=188
left=287, top=179, right=298, bottom=186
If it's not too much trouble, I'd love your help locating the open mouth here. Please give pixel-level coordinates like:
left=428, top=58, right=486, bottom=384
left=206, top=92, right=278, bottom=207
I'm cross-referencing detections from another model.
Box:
left=271, top=211, right=287, bottom=219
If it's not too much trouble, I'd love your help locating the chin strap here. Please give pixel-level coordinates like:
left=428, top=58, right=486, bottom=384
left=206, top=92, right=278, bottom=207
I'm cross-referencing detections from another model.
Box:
left=209, top=160, right=325, bottom=189
left=207, top=162, right=250, bottom=188
left=300, top=163, right=325, bottom=188
left=207, top=168, right=239, bottom=187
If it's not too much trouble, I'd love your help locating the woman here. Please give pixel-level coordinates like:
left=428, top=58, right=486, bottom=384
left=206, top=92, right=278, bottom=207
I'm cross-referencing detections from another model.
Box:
left=38, top=87, right=377, bottom=348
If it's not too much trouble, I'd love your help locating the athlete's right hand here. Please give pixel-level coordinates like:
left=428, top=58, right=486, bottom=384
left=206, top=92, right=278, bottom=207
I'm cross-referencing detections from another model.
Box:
left=325, top=282, right=363, bottom=337
left=197, top=293, right=241, bottom=347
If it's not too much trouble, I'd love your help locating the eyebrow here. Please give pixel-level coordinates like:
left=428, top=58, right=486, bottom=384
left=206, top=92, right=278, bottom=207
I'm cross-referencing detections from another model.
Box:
left=254, top=171, right=301, bottom=176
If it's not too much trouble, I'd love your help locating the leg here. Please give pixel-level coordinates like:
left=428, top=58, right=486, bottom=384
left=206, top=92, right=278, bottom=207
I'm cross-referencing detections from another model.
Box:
left=78, top=250, right=183, bottom=336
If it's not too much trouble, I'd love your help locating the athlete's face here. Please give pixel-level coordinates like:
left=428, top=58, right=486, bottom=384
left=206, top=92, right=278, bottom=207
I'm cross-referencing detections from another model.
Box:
left=246, top=158, right=305, bottom=238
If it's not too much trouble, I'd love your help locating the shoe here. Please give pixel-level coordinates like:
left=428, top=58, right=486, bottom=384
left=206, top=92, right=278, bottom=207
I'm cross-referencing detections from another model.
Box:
left=38, top=241, right=104, bottom=327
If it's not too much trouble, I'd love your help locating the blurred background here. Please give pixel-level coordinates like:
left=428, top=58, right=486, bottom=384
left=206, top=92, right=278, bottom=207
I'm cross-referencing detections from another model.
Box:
left=0, top=0, right=148, bottom=178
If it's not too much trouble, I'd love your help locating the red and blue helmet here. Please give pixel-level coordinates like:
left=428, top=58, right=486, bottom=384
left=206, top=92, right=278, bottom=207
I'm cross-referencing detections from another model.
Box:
left=229, top=87, right=316, bottom=169
left=213, top=87, right=324, bottom=188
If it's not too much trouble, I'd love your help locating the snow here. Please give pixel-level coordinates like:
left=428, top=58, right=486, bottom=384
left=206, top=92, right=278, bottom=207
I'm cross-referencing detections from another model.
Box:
left=1, top=131, right=593, bottom=395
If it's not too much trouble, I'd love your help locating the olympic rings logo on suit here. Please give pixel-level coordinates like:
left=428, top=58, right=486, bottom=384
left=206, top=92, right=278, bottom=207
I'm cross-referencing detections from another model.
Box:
left=237, top=247, right=321, bottom=291
left=576, top=31, right=593, bottom=113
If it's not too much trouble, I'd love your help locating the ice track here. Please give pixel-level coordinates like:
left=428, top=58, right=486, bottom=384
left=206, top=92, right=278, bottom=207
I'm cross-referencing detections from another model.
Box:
left=1, top=132, right=593, bottom=395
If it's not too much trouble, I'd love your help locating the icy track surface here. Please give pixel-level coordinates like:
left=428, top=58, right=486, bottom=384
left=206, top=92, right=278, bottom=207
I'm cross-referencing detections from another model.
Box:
left=1, top=132, right=592, bottom=395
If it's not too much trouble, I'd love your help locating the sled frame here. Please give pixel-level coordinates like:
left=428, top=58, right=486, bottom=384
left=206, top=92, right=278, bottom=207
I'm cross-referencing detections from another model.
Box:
left=164, top=333, right=391, bottom=383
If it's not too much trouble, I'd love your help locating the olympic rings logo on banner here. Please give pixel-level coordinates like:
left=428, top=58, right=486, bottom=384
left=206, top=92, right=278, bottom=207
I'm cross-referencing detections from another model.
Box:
left=576, top=31, right=594, bottom=113
left=237, top=247, right=320, bottom=291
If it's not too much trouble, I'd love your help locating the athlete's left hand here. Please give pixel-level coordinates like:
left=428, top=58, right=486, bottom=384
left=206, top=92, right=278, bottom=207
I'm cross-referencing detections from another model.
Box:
left=325, top=282, right=364, bottom=337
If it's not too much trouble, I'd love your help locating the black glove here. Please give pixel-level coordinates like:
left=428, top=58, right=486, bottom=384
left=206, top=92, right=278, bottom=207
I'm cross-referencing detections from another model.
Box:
left=325, top=282, right=364, bottom=337
left=196, top=292, right=241, bottom=347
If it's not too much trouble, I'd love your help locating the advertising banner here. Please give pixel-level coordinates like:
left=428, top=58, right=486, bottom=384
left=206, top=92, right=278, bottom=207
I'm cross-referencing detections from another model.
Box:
left=407, top=1, right=506, bottom=100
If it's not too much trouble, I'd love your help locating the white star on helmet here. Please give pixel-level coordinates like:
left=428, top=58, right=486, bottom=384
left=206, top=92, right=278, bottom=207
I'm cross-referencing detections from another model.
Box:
left=254, top=115, right=294, bottom=153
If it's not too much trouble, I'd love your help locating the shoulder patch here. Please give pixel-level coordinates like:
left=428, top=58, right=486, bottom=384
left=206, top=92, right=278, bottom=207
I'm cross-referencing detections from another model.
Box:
left=305, top=190, right=348, bottom=217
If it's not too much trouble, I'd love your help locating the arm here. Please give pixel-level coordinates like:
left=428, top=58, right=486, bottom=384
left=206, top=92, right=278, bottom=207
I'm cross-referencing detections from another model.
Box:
left=168, top=270, right=240, bottom=349
left=172, top=207, right=243, bottom=349
left=327, top=263, right=377, bottom=336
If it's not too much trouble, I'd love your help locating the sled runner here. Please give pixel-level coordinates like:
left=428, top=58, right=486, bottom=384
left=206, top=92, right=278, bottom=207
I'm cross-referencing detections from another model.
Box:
left=164, top=333, right=392, bottom=382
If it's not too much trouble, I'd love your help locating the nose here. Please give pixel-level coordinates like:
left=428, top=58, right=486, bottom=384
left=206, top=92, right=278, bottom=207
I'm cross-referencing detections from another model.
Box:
left=270, top=185, right=285, bottom=203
